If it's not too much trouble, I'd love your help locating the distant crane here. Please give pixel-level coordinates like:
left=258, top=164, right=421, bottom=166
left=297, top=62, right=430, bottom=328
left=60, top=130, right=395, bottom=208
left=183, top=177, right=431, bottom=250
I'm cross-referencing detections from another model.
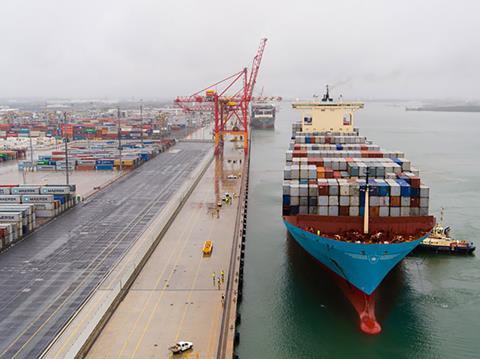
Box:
left=175, top=38, right=267, bottom=154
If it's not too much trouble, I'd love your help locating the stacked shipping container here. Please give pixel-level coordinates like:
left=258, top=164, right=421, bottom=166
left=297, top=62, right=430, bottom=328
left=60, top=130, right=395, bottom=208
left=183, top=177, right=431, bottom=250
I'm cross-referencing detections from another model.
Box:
left=0, top=185, right=77, bottom=251
left=282, top=126, right=430, bottom=218
left=18, top=139, right=176, bottom=172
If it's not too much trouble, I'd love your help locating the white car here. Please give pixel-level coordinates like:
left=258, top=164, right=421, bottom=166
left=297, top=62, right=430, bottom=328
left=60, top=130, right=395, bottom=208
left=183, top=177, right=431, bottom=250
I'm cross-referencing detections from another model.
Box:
left=227, top=174, right=237, bottom=179
left=169, top=341, right=193, bottom=354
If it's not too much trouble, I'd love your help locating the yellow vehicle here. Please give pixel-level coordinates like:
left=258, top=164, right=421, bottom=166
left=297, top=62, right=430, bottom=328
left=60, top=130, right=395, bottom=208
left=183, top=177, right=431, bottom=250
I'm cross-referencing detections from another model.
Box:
left=203, top=240, right=213, bottom=256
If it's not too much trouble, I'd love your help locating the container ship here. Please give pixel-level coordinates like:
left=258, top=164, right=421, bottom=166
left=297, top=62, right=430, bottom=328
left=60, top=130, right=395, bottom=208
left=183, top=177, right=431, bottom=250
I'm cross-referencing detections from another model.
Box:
left=251, top=102, right=276, bottom=129
left=282, top=88, right=435, bottom=334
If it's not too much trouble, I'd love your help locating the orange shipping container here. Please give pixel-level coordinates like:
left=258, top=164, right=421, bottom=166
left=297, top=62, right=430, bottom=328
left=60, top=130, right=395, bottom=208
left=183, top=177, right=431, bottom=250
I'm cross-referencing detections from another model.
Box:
left=390, top=196, right=401, bottom=207
left=370, top=206, right=380, bottom=217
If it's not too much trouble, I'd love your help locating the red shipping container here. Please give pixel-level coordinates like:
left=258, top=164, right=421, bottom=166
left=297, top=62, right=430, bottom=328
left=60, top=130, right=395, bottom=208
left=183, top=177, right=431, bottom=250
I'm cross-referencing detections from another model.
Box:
left=318, top=184, right=329, bottom=195
left=370, top=207, right=380, bottom=217
left=410, top=197, right=420, bottom=207
left=292, top=150, right=307, bottom=158
left=410, top=177, right=421, bottom=188
left=339, top=206, right=349, bottom=216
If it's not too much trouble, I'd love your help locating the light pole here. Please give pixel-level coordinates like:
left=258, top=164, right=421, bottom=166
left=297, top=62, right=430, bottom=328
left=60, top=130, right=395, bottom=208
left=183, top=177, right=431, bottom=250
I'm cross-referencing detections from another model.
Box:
left=117, top=107, right=123, bottom=172
left=140, top=99, right=144, bottom=147
left=63, top=112, right=70, bottom=185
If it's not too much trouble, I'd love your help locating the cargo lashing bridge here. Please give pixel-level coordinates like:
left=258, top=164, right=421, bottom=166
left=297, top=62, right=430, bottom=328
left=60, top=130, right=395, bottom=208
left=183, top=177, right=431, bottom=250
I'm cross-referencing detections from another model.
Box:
left=0, top=142, right=211, bottom=359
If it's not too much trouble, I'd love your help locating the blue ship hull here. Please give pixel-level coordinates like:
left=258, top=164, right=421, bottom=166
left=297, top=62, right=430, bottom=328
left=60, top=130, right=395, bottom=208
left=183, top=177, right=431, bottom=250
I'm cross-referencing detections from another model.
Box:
left=284, top=220, right=429, bottom=295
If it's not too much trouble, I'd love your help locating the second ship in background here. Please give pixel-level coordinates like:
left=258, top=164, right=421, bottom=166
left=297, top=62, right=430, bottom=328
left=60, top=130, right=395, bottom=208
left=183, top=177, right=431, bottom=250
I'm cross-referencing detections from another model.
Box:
left=251, top=102, right=276, bottom=129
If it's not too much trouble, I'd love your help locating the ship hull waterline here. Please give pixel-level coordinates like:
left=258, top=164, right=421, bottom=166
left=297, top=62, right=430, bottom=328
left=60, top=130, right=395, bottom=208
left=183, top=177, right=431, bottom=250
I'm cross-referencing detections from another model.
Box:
left=283, top=215, right=433, bottom=334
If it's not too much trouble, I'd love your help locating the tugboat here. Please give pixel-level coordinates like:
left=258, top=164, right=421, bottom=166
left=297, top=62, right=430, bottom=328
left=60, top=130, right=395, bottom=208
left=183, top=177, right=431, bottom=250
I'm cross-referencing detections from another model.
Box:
left=418, top=209, right=475, bottom=254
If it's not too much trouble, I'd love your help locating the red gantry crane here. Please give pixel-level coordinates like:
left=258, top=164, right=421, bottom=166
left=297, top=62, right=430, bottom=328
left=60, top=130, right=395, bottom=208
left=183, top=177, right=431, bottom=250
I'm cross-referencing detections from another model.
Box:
left=175, top=38, right=267, bottom=154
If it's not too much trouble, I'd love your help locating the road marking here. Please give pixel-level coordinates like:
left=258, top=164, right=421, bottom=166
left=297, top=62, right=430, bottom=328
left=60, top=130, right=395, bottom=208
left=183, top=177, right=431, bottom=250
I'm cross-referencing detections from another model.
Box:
left=206, top=294, right=223, bottom=358
left=49, top=155, right=195, bottom=358
left=0, top=153, right=191, bottom=358
left=114, top=182, right=211, bottom=358
left=129, top=171, right=213, bottom=359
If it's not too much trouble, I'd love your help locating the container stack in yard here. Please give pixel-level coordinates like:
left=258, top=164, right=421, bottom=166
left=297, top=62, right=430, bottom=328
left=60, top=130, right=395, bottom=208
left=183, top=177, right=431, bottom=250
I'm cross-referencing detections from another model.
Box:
left=0, top=184, right=77, bottom=251
left=282, top=129, right=430, bottom=219
left=18, top=139, right=176, bottom=172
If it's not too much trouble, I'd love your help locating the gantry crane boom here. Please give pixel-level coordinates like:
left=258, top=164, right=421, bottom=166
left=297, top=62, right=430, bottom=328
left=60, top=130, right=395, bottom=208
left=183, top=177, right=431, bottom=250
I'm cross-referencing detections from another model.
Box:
left=174, top=38, right=267, bottom=154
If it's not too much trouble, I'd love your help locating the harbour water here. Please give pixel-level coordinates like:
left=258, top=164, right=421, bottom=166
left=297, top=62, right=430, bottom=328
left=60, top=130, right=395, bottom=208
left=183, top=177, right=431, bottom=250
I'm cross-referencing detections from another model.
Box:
left=237, top=102, right=480, bottom=358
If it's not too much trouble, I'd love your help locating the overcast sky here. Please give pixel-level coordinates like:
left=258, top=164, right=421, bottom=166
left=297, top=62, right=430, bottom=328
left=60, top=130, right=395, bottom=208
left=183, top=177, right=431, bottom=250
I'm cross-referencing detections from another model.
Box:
left=1, top=0, right=479, bottom=100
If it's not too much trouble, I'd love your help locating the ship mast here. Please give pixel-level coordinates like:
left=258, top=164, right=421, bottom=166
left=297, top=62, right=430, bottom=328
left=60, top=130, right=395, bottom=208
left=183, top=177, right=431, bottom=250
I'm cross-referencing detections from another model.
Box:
left=363, top=169, right=370, bottom=234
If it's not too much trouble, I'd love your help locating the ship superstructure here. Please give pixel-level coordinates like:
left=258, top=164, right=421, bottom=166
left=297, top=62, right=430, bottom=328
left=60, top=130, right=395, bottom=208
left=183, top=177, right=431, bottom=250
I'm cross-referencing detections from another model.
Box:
left=282, top=87, right=435, bottom=333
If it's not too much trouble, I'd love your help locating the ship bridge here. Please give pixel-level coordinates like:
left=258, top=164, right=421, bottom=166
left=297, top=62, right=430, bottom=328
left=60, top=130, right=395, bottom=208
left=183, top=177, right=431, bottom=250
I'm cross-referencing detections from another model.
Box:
left=292, top=95, right=364, bottom=134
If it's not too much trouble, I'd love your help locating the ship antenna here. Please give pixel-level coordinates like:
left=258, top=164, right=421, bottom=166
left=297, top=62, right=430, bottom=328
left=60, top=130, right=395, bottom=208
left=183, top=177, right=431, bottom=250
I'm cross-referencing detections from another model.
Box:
left=440, top=207, right=444, bottom=224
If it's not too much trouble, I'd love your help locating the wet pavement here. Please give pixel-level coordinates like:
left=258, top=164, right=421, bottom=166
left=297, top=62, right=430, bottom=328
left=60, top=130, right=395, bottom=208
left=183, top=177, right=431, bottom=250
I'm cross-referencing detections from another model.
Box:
left=86, top=141, right=244, bottom=359
left=0, top=142, right=211, bottom=359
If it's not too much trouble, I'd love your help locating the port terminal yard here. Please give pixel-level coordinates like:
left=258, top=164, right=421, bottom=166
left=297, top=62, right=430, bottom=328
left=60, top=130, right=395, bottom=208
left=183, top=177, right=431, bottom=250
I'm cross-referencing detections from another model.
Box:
left=0, top=140, right=213, bottom=358
left=42, top=138, right=248, bottom=358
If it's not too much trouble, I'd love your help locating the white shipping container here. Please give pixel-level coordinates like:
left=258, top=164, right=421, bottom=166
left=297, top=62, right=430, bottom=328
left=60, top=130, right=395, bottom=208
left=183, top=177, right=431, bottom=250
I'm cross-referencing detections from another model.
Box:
left=290, top=196, right=299, bottom=206
left=339, top=196, right=349, bottom=206
left=300, top=167, right=308, bottom=179
left=410, top=208, right=420, bottom=216
left=318, top=206, right=329, bottom=215
left=349, top=206, right=359, bottom=216
left=420, top=185, right=429, bottom=198
left=12, top=187, right=40, bottom=195
left=420, top=197, right=429, bottom=207
left=290, top=184, right=300, bottom=197
left=299, top=184, right=309, bottom=197
left=0, top=195, right=21, bottom=203
left=401, top=197, right=411, bottom=207
left=21, top=195, right=54, bottom=203
left=370, top=196, right=380, bottom=206
left=318, top=196, right=329, bottom=206
left=0, top=188, right=11, bottom=195
left=379, top=197, right=390, bottom=206
left=36, top=209, right=56, bottom=218
left=390, top=207, right=401, bottom=216
left=329, top=184, right=339, bottom=196
left=350, top=196, right=360, bottom=206
left=339, top=184, right=349, bottom=196
left=400, top=207, right=410, bottom=216
left=0, top=212, right=22, bottom=221
left=291, top=165, right=300, bottom=180
left=299, top=206, right=308, bottom=214
left=379, top=206, right=389, bottom=217
left=34, top=203, right=55, bottom=210
left=328, top=206, right=339, bottom=216
left=328, top=196, right=339, bottom=206
left=286, top=150, right=293, bottom=161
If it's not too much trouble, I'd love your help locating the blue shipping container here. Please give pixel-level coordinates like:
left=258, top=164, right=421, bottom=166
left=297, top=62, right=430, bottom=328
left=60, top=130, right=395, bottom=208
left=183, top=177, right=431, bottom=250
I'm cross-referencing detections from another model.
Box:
left=96, top=165, right=114, bottom=170
left=54, top=194, right=66, bottom=204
